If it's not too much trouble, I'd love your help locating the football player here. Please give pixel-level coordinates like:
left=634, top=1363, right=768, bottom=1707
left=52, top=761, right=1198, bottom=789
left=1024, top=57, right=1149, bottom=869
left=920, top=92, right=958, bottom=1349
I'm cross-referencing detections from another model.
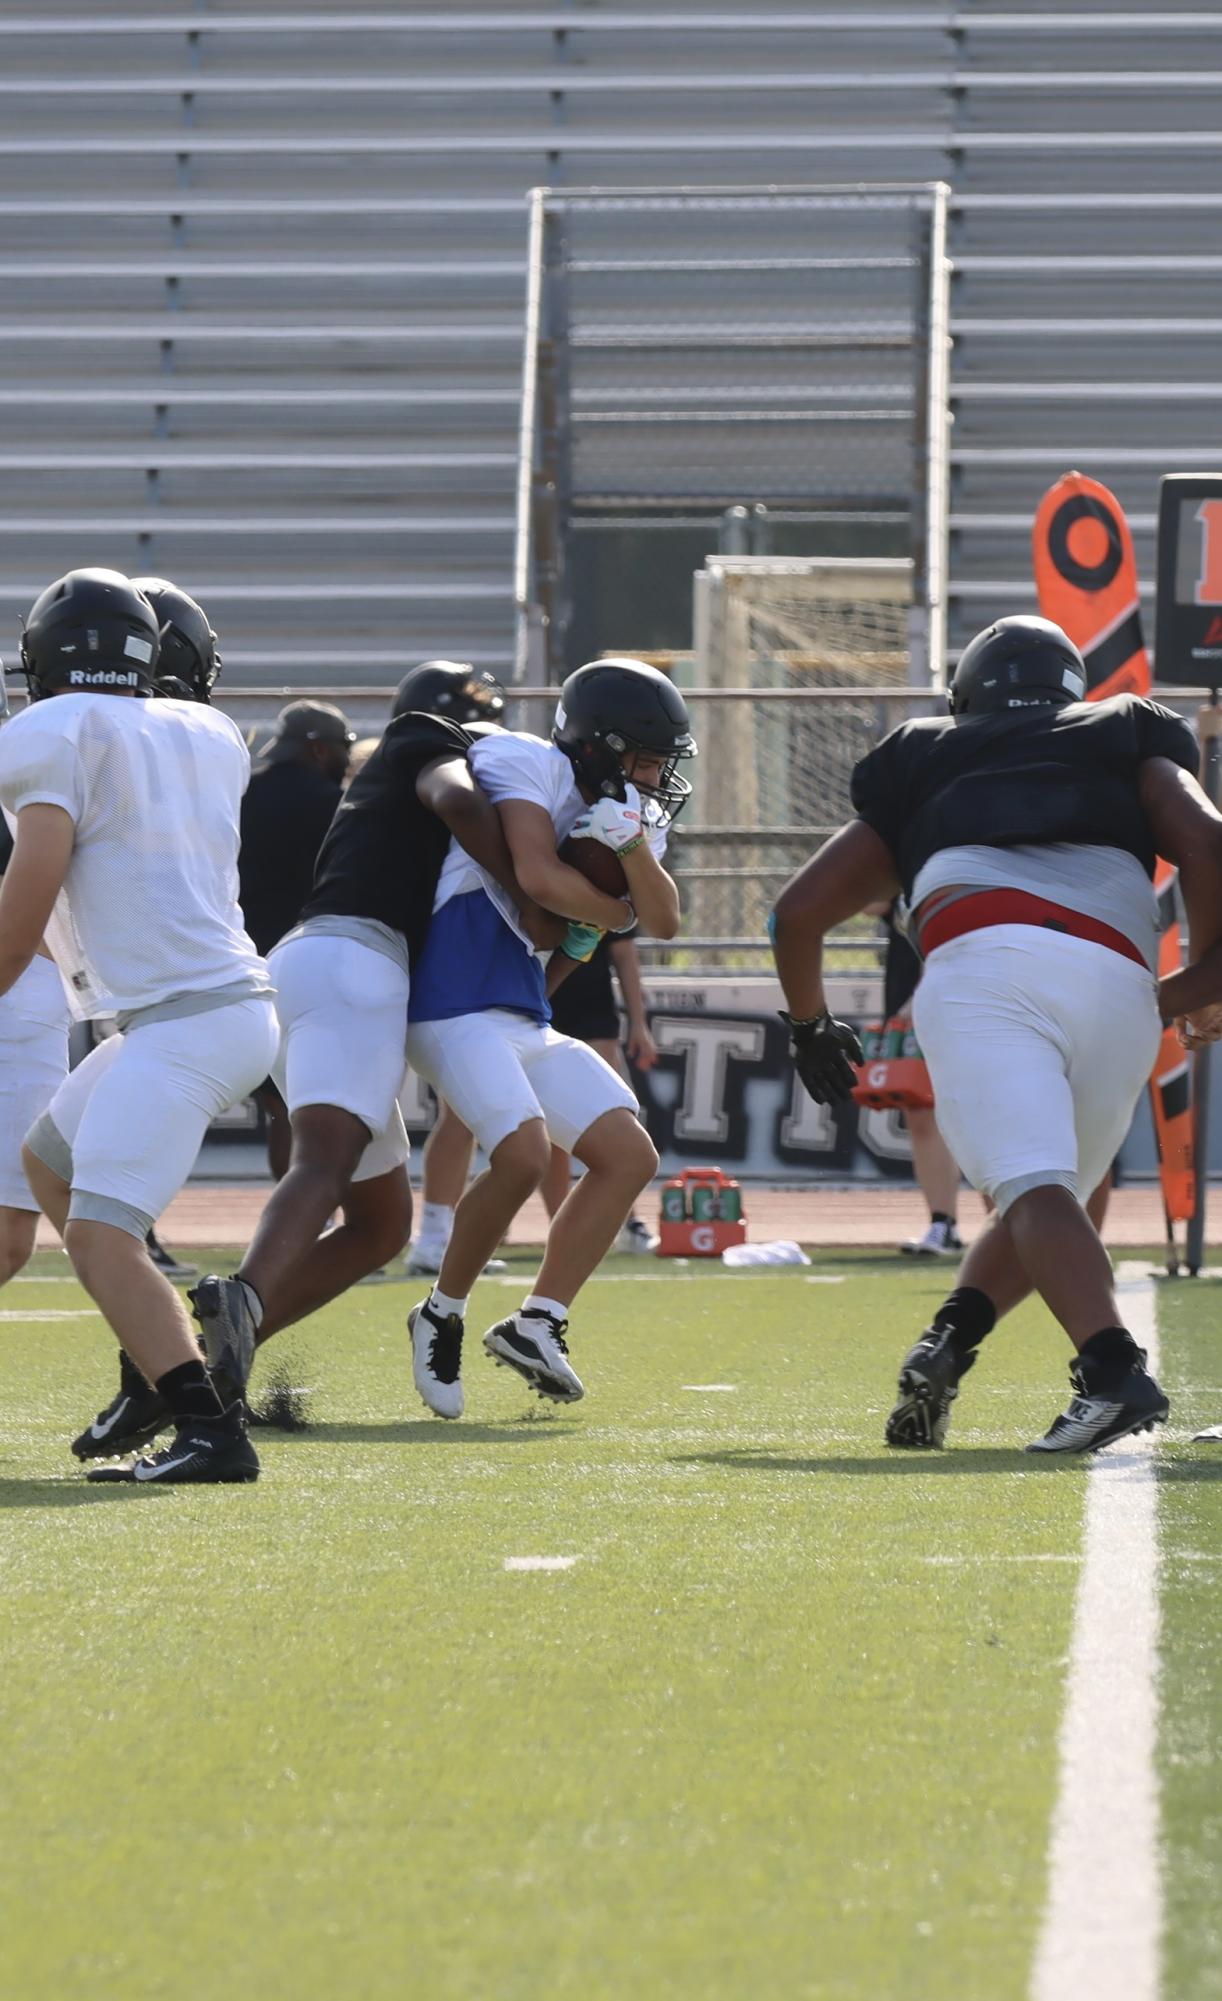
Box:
left=771, top=615, right=1222, bottom=1454
left=0, top=569, right=278, bottom=1484
left=405, top=656, right=695, bottom=1416
left=181, top=667, right=564, bottom=1420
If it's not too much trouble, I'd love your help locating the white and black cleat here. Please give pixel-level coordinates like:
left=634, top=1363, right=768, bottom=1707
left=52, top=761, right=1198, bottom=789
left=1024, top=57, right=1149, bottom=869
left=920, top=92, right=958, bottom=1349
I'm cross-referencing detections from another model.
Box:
left=482, top=1308, right=584, bottom=1404
left=617, top=1216, right=660, bottom=1257
left=1026, top=1343, right=1169, bottom=1455
left=899, top=1219, right=964, bottom=1259
left=86, top=1402, right=259, bottom=1485
left=408, top=1298, right=465, bottom=1419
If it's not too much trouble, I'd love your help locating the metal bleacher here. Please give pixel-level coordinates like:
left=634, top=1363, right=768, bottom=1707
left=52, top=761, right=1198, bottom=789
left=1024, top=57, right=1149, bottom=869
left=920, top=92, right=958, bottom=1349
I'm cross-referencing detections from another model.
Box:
left=0, top=4, right=1218, bottom=684
left=948, top=4, right=1222, bottom=648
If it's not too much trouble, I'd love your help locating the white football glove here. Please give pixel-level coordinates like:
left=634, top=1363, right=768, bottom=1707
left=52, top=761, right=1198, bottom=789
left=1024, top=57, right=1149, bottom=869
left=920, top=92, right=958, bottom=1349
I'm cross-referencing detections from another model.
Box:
left=570, top=786, right=644, bottom=855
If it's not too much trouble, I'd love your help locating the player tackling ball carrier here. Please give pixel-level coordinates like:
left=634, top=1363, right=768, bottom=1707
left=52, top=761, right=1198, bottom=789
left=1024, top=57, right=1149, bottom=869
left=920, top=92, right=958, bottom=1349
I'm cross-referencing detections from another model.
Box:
left=772, top=615, right=1222, bottom=1454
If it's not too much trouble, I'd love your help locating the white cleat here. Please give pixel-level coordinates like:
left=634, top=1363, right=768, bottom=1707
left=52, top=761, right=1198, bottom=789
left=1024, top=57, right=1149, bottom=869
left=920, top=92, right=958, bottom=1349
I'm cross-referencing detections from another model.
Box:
left=899, top=1219, right=964, bottom=1259
left=617, top=1215, right=660, bottom=1256
left=408, top=1299, right=465, bottom=1419
left=482, top=1308, right=584, bottom=1403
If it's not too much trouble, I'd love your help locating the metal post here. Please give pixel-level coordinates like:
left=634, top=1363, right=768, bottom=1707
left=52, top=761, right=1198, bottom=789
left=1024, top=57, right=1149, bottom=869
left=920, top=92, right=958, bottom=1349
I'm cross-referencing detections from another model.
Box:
left=720, top=506, right=751, bottom=556
left=910, top=181, right=952, bottom=694
left=1185, top=692, right=1221, bottom=1272
left=512, top=187, right=547, bottom=683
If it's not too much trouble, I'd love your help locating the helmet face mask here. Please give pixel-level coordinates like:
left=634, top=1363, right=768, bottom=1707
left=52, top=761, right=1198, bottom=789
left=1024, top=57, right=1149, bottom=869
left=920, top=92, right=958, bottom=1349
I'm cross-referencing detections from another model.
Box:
left=131, top=576, right=220, bottom=704
left=20, top=568, right=161, bottom=701
left=391, top=659, right=505, bottom=726
left=949, top=615, right=1087, bottom=720
left=553, top=656, right=697, bottom=825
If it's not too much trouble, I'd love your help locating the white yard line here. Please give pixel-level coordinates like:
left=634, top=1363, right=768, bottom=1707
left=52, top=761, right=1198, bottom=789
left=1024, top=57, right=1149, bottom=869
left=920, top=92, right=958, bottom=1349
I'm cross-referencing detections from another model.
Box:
left=503, top=1556, right=579, bottom=1572
left=1030, top=1263, right=1162, bottom=2001
left=0, top=1308, right=101, bottom=1321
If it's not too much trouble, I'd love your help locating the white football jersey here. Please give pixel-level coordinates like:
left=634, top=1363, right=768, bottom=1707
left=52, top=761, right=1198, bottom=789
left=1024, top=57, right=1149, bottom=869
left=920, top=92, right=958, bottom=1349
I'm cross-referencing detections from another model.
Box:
left=431, top=730, right=668, bottom=944
left=0, top=693, right=267, bottom=1014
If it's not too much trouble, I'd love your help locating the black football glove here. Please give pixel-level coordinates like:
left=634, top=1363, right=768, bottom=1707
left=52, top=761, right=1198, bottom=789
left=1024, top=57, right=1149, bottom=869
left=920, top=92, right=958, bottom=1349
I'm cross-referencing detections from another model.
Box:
left=781, top=1009, right=864, bottom=1107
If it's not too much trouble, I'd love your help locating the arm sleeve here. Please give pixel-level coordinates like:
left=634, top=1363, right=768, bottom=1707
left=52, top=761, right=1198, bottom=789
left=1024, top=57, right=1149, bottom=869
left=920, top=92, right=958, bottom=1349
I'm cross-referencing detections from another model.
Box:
left=1136, top=698, right=1199, bottom=775
left=0, top=713, right=84, bottom=823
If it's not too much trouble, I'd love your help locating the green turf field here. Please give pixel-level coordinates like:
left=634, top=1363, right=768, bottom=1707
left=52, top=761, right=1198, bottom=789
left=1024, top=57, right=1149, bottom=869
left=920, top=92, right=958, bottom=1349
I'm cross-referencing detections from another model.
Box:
left=0, top=1249, right=1217, bottom=2000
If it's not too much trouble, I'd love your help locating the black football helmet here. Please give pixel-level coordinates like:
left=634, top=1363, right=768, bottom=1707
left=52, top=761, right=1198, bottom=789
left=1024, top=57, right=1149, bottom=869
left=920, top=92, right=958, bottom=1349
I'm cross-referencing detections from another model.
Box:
left=949, top=616, right=1087, bottom=719
left=390, top=659, right=505, bottom=725
left=552, top=657, right=697, bottom=821
left=20, top=568, right=160, bottom=700
left=132, top=576, right=220, bottom=703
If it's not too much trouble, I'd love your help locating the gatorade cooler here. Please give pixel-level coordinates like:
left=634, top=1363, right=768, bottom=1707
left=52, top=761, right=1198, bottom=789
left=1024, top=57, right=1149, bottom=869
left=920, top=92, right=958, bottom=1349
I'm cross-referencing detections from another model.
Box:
left=656, top=1167, right=749, bottom=1257
left=850, top=1016, right=934, bottom=1112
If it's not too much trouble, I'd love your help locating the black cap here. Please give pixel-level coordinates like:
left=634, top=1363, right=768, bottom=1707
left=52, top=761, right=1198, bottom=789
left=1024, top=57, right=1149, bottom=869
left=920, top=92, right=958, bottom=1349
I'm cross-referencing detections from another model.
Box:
left=260, top=699, right=357, bottom=762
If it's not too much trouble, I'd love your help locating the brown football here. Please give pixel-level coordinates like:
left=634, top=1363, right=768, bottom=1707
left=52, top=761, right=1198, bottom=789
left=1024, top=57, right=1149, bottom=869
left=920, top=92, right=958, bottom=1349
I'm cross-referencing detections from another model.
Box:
left=559, top=834, right=628, bottom=899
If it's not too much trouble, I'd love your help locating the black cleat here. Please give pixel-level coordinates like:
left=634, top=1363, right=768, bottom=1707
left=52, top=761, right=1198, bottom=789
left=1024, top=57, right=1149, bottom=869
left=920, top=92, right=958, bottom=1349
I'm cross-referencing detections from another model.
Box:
left=885, top=1326, right=977, bottom=1449
left=71, top=1380, right=171, bottom=1461
left=189, top=1274, right=258, bottom=1403
left=1027, top=1346, right=1169, bottom=1455
left=86, top=1402, right=260, bottom=1484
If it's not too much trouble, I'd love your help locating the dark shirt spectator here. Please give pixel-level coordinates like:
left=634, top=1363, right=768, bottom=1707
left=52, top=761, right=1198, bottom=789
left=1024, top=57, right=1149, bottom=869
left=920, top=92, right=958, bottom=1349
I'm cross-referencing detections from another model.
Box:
left=238, top=700, right=354, bottom=955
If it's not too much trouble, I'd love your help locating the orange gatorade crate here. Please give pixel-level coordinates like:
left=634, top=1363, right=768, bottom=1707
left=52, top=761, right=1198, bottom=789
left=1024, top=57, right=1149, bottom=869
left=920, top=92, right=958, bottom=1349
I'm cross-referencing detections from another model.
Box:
left=657, top=1167, right=748, bottom=1258
left=850, top=1018, right=934, bottom=1112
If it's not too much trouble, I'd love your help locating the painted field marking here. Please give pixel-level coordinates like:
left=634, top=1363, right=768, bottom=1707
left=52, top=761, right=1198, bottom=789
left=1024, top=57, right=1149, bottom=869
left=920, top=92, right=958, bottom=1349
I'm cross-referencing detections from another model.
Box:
left=491, top=1271, right=822, bottom=1285
left=921, top=1552, right=1076, bottom=1566
left=682, top=1384, right=738, bottom=1393
left=803, top=1275, right=847, bottom=1285
left=0, top=1308, right=101, bottom=1322
left=503, top=1556, right=579, bottom=1572
left=1031, top=1263, right=1161, bottom=2001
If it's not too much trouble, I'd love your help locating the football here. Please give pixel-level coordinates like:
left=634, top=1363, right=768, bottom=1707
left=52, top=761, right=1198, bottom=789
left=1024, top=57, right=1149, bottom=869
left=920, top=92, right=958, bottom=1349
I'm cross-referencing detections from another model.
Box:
left=559, top=833, right=628, bottom=899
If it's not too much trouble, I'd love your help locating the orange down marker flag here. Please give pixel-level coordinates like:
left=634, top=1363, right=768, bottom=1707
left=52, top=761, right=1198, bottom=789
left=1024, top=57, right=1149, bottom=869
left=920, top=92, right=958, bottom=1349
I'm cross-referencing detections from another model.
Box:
left=1033, top=470, right=1194, bottom=1221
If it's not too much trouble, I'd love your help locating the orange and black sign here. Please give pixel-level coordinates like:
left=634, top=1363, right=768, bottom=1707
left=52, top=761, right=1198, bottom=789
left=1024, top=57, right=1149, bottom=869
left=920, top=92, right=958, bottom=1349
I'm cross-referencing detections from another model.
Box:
left=1033, top=471, right=1149, bottom=698
left=1034, top=471, right=1195, bottom=1223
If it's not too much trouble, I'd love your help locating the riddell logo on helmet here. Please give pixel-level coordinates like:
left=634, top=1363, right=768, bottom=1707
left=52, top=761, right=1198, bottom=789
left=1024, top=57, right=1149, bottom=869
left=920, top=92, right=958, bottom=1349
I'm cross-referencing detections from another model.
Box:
left=66, top=668, right=141, bottom=687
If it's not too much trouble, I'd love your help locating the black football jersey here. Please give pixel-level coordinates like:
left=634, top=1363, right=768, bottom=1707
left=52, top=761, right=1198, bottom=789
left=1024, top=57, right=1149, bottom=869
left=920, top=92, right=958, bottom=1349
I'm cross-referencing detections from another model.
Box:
left=300, top=711, right=474, bottom=966
left=851, top=693, right=1198, bottom=897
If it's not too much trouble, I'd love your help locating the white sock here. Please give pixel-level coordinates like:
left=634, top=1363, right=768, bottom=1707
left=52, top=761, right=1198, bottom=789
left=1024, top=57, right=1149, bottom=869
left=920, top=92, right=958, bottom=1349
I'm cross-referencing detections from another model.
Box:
left=523, top=1293, right=568, bottom=1324
left=428, top=1285, right=469, bottom=1321
left=418, top=1201, right=454, bottom=1249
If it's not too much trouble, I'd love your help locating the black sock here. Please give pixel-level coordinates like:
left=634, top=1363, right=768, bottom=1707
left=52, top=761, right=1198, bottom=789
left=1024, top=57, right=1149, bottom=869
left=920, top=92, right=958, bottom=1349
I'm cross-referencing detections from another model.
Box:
left=930, top=1211, right=954, bottom=1227
left=156, top=1360, right=223, bottom=1423
left=119, top=1348, right=148, bottom=1397
left=1079, top=1326, right=1142, bottom=1373
left=931, top=1285, right=997, bottom=1358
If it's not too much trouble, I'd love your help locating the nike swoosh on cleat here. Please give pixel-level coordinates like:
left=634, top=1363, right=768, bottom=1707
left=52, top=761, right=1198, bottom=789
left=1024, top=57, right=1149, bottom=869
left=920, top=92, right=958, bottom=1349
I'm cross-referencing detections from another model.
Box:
left=132, top=1453, right=200, bottom=1481
left=88, top=1401, right=131, bottom=1439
